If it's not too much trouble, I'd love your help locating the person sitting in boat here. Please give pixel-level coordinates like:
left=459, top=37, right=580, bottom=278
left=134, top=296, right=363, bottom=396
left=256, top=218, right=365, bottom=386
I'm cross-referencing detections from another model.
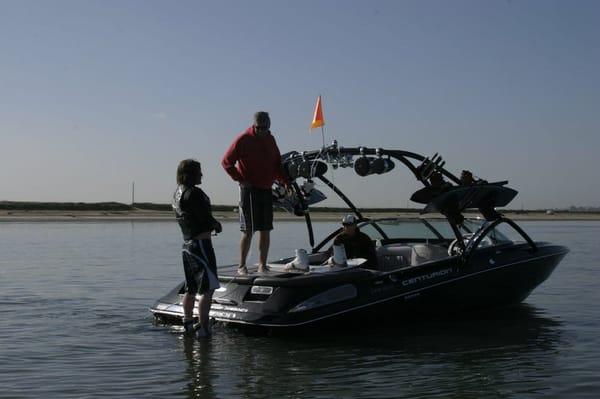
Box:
left=429, top=171, right=450, bottom=189
left=460, top=170, right=475, bottom=185
left=328, top=214, right=378, bottom=269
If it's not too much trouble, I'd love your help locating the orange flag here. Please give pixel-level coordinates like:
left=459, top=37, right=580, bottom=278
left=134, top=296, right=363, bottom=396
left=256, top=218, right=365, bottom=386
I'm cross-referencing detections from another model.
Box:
left=310, top=95, right=325, bottom=129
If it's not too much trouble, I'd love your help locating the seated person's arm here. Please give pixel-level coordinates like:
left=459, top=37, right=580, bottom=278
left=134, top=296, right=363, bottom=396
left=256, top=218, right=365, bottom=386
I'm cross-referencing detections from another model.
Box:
left=366, top=240, right=378, bottom=269
left=358, top=234, right=378, bottom=269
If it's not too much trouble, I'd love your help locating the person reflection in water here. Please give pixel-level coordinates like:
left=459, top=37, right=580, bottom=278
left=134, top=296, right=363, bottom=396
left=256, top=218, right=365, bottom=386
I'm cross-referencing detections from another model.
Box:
left=172, top=159, right=222, bottom=339
left=181, top=333, right=218, bottom=397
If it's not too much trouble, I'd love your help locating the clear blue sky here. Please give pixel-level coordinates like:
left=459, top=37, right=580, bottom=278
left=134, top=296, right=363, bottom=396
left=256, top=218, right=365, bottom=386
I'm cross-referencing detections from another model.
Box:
left=1, top=0, right=598, bottom=209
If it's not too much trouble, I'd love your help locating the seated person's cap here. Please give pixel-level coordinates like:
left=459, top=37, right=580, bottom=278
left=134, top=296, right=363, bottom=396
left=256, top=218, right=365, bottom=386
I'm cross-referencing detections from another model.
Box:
left=342, top=214, right=357, bottom=225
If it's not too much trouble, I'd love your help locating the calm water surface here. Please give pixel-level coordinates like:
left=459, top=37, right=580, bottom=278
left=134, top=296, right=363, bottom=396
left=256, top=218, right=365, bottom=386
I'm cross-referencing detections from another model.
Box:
left=0, top=220, right=599, bottom=398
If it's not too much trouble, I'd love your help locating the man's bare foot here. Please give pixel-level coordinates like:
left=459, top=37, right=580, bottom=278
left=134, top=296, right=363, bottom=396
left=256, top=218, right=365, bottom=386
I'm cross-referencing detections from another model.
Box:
left=257, top=264, right=270, bottom=273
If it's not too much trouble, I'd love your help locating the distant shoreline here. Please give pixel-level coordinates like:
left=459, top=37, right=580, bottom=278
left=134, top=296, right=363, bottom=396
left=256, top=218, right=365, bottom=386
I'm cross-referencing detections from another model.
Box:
left=2, top=209, right=600, bottom=222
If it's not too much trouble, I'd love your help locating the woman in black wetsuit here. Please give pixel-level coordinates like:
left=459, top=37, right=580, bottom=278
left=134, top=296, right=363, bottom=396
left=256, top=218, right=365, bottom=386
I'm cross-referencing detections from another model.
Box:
left=173, top=159, right=222, bottom=338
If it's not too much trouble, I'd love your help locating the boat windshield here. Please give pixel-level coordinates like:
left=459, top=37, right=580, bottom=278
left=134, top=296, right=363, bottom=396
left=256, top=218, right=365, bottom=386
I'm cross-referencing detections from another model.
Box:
left=460, top=219, right=513, bottom=243
left=361, top=218, right=443, bottom=240
left=359, top=217, right=512, bottom=243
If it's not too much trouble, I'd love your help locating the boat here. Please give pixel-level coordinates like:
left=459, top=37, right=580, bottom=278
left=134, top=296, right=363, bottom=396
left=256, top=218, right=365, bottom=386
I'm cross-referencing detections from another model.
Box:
left=151, top=142, right=569, bottom=329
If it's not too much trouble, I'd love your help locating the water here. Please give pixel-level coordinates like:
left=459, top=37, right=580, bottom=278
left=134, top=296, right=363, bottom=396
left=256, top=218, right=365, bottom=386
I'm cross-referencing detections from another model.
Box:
left=0, top=220, right=599, bottom=398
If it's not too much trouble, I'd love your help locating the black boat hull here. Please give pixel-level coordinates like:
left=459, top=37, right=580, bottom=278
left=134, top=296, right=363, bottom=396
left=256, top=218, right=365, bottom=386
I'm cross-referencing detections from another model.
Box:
left=150, top=243, right=568, bottom=328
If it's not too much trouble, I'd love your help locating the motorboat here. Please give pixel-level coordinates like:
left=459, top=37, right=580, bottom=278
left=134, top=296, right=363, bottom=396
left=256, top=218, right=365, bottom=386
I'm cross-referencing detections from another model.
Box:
left=151, top=142, right=569, bottom=328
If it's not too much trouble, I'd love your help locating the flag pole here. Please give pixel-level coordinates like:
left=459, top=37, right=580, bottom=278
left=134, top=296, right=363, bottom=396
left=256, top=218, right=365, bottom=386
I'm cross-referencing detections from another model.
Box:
left=320, top=94, right=325, bottom=147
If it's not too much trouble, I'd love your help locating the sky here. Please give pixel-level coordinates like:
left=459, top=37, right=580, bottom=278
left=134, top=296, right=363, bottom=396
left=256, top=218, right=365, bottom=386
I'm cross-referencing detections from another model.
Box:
left=1, top=0, right=599, bottom=210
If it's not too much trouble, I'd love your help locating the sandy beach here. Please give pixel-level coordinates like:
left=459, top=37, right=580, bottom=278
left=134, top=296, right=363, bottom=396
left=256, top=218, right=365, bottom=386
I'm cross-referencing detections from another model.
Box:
left=1, top=209, right=599, bottom=222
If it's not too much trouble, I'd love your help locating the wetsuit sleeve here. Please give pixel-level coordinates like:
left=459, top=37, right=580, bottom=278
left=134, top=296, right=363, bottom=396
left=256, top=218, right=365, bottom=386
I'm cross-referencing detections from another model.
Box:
left=221, top=136, right=244, bottom=182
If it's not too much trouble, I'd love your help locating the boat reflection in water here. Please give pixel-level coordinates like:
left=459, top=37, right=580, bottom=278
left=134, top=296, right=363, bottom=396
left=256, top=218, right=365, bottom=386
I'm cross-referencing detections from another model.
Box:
left=178, top=304, right=565, bottom=397
left=152, top=142, right=569, bottom=331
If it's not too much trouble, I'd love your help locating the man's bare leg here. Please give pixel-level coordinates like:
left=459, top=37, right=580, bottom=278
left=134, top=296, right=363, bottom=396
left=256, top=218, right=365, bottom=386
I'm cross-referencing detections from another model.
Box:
left=182, top=292, right=195, bottom=320
left=257, top=230, right=270, bottom=272
left=182, top=292, right=197, bottom=333
left=198, top=290, right=214, bottom=334
left=238, top=231, right=252, bottom=274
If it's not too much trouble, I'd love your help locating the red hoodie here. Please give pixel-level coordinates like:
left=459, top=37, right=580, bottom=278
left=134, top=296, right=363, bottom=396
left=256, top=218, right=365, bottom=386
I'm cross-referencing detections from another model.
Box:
left=221, top=126, right=287, bottom=190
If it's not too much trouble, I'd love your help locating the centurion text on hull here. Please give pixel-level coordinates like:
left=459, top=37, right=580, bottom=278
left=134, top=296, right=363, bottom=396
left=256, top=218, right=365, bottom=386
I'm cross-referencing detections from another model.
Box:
left=151, top=142, right=569, bottom=328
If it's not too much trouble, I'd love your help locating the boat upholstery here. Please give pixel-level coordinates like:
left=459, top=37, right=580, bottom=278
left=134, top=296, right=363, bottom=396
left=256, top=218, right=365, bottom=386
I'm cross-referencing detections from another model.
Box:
left=410, top=244, right=449, bottom=265
left=376, top=243, right=449, bottom=270
left=376, top=245, right=412, bottom=271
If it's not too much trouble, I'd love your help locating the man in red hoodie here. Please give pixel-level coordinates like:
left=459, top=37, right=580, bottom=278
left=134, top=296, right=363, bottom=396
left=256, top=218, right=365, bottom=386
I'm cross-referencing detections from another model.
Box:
left=221, top=111, right=288, bottom=274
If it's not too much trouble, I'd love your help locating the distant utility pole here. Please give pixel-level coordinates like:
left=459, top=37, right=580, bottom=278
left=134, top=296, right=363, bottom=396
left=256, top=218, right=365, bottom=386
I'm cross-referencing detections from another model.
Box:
left=131, top=181, right=135, bottom=206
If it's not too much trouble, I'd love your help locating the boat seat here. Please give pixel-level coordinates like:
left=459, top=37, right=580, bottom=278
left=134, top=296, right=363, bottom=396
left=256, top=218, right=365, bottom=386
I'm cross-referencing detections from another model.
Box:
left=410, top=244, right=449, bottom=265
left=376, top=245, right=412, bottom=271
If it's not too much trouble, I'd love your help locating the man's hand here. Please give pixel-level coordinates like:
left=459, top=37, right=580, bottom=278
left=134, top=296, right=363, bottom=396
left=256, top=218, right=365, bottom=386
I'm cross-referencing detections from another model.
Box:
left=213, top=221, right=223, bottom=234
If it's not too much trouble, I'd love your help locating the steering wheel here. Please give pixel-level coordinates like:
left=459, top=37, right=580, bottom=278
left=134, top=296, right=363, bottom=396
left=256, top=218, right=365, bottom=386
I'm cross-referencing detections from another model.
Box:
left=448, top=237, right=466, bottom=256
left=448, top=234, right=494, bottom=256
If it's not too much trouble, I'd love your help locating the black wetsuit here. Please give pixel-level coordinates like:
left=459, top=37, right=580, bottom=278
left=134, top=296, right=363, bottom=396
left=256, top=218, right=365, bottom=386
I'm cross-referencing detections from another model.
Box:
left=173, top=185, right=219, bottom=240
